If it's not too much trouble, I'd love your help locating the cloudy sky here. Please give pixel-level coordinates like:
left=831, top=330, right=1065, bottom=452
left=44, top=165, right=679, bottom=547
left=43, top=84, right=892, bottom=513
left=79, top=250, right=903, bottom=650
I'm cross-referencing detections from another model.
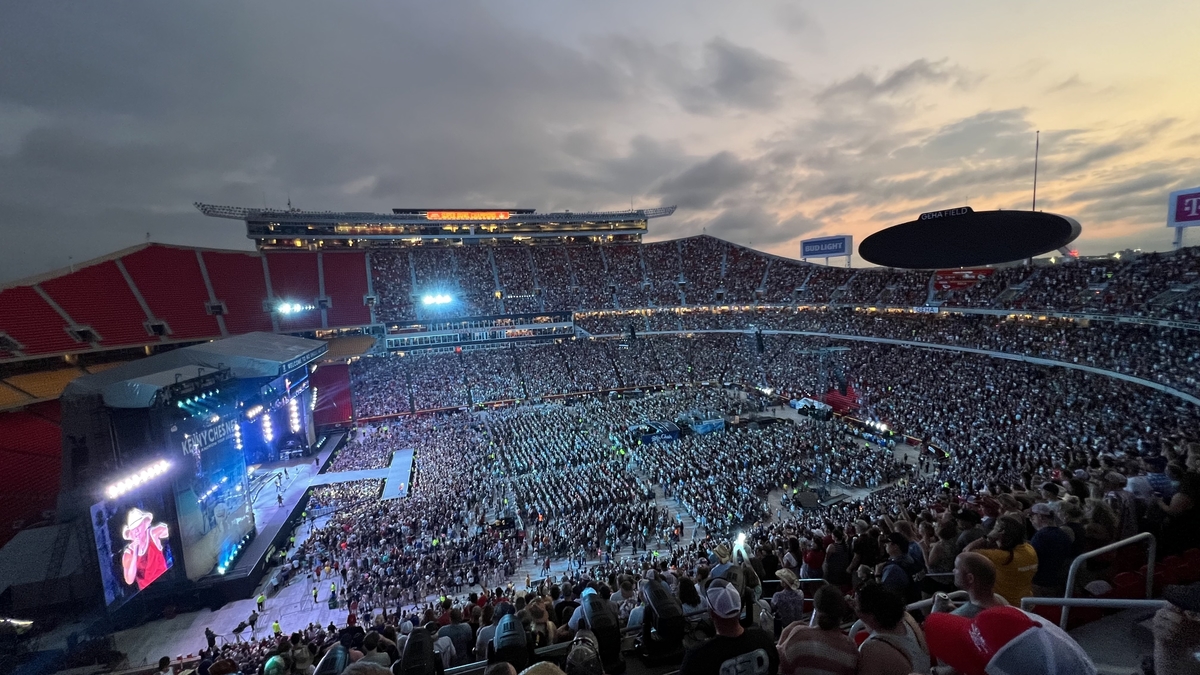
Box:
left=2, top=1, right=1198, bottom=283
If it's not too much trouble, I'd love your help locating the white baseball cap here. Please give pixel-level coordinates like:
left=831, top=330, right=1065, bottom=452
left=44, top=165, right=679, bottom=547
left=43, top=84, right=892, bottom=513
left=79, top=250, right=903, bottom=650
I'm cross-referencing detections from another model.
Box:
left=705, top=580, right=742, bottom=619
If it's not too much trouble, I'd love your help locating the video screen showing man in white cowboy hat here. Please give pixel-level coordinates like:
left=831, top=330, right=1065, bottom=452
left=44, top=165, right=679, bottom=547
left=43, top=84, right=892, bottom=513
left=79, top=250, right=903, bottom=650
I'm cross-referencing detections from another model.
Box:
left=120, top=507, right=172, bottom=589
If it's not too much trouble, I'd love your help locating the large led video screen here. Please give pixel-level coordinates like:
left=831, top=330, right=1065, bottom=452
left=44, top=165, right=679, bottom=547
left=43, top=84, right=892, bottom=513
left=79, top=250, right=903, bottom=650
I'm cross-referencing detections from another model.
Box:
left=173, top=415, right=255, bottom=580
left=91, top=496, right=175, bottom=609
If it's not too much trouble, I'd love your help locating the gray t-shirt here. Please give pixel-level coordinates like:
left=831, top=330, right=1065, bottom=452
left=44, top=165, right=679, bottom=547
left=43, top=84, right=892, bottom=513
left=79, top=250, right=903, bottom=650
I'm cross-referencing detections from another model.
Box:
left=475, top=624, right=496, bottom=657
left=438, top=623, right=473, bottom=666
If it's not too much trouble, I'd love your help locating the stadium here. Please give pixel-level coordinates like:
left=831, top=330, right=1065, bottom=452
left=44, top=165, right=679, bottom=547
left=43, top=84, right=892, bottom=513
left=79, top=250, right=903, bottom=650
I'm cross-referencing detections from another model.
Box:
left=2, top=199, right=1200, bottom=675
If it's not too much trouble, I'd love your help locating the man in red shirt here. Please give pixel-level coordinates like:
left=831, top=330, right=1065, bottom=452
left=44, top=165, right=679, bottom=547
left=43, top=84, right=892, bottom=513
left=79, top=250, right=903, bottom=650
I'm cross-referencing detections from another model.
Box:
left=121, top=508, right=170, bottom=590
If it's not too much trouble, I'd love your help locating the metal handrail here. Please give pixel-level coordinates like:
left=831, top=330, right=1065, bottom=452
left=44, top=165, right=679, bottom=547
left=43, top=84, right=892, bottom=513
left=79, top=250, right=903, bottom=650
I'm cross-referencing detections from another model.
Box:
left=1021, top=597, right=1168, bottom=611
left=1060, top=532, right=1155, bottom=630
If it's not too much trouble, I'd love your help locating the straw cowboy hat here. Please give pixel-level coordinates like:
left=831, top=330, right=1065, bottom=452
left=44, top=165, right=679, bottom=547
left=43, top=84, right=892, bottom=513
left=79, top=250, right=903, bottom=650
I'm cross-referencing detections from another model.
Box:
left=121, top=508, right=154, bottom=539
left=775, top=568, right=800, bottom=590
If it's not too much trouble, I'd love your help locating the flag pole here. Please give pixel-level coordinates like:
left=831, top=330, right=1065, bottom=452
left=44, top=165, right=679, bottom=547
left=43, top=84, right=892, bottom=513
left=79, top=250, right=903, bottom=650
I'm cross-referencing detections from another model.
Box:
left=1032, top=130, right=1040, bottom=211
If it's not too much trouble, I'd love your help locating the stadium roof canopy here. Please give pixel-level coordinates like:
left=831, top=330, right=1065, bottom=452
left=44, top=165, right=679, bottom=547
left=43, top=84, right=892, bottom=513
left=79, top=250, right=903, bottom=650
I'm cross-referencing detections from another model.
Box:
left=63, top=332, right=326, bottom=408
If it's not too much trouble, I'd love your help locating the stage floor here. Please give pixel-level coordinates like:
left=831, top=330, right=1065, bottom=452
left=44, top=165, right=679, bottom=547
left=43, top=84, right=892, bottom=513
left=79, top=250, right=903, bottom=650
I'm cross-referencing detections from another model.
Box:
left=228, top=437, right=413, bottom=578
left=218, top=433, right=345, bottom=579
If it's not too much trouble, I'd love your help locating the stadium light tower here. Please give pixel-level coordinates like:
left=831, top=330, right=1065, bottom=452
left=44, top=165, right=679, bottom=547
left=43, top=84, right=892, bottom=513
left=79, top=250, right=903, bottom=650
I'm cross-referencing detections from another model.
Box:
left=276, top=302, right=315, bottom=314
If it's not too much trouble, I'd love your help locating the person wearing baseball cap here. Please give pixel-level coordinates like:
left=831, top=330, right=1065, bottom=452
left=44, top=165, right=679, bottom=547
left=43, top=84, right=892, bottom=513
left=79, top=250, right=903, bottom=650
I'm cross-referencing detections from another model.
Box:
left=925, top=605, right=1096, bottom=675
left=1029, top=503, right=1072, bottom=597
left=679, top=579, right=778, bottom=675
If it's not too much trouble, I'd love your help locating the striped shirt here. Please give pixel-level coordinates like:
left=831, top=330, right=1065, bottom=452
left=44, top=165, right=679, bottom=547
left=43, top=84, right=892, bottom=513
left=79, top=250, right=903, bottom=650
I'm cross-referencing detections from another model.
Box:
left=778, top=626, right=858, bottom=675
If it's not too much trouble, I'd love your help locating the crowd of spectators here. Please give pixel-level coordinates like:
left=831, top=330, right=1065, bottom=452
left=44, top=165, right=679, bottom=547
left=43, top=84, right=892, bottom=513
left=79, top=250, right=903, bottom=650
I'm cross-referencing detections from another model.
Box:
left=678, top=237, right=727, bottom=305
left=722, top=247, right=769, bottom=304
left=307, top=480, right=383, bottom=510
left=761, top=260, right=809, bottom=304
left=329, top=420, right=446, bottom=472
left=349, top=306, right=1200, bottom=423
left=202, top=322, right=1200, bottom=674
left=367, top=251, right=415, bottom=324
left=568, top=247, right=612, bottom=310
left=361, top=237, right=1200, bottom=323
left=570, top=307, right=1200, bottom=396
left=605, top=244, right=651, bottom=309
left=637, top=415, right=905, bottom=534
left=230, top=240, right=1200, bottom=673
left=642, top=241, right=685, bottom=307
left=532, top=248, right=574, bottom=313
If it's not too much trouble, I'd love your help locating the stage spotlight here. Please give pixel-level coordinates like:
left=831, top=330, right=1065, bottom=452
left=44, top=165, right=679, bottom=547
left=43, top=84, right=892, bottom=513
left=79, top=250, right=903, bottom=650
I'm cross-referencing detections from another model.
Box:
left=105, top=459, right=171, bottom=499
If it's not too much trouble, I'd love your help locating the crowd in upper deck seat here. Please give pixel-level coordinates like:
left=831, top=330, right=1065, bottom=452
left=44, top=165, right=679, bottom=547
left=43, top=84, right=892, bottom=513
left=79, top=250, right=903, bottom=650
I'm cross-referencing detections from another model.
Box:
left=363, top=238, right=1200, bottom=323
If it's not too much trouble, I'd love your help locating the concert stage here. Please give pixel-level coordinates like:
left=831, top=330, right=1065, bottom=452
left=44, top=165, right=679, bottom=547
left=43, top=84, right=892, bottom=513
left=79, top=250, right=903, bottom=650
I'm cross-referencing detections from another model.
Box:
left=189, top=431, right=344, bottom=600
left=206, top=437, right=412, bottom=596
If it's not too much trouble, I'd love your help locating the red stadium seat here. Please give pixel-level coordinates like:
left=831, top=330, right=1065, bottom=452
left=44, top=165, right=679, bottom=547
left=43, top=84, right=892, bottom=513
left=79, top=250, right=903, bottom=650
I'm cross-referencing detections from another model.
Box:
left=41, top=261, right=152, bottom=347
left=1139, top=564, right=1173, bottom=594
left=1112, top=571, right=1145, bottom=599
left=266, top=252, right=322, bottom=332
left=1030, top=604, right=1062, bottom=625
left=122, top=245, right=222, bottom=340
left=1114, top=546, right=1146, bottom=574
left=1178, top=561, right=1200, bottom=585
left=1183, top=549, right=1200, bottom=566
left=200, top=250, right=273, bottom=334
left=321, top=252, right=371, bottom=327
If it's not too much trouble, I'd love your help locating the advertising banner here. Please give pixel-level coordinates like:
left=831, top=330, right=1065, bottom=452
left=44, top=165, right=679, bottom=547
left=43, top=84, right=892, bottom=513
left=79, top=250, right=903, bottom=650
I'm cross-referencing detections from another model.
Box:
left=1168, top=187, right=1200, bottom=228
left=801, top=235, right=852, bottom=258
left=933, top=268, right=994, bottom=291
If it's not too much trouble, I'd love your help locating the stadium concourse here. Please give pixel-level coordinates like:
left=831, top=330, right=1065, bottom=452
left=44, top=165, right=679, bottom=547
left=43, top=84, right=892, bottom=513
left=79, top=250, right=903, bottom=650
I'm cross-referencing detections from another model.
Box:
left=7, top=235, right=1200, bottom=674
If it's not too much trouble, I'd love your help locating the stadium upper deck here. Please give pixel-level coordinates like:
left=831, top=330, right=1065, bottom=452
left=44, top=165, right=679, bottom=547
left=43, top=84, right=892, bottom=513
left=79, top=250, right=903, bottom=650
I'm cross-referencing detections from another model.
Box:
left=1, top=235, right=1198, bottom=366
left=195, top=202, right=677, bottom=249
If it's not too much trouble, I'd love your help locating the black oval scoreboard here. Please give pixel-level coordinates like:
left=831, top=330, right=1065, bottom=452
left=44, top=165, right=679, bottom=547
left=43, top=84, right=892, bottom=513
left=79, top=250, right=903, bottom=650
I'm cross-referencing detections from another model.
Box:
left=859, top=207, right=1081, bottom=269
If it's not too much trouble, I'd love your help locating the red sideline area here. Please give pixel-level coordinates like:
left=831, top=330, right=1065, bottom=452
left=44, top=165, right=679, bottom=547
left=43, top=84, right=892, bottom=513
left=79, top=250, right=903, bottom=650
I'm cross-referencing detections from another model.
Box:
left=0, top=401, right=62, bottom=547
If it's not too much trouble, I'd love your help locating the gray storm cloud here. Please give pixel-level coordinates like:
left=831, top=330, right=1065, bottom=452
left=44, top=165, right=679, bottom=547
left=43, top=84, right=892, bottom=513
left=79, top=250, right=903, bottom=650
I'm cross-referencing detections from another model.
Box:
left=0, top=1, right=1194, bottom=282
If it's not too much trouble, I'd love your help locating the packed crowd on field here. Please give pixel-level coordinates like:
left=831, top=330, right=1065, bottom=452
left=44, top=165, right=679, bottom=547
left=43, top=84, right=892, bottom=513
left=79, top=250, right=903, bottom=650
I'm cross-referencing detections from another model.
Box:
left=363, top=236, right=1200, bottom=322
left=306, top=480, right=383, bottom=510
left=201, top=332, right=1200, bottom=675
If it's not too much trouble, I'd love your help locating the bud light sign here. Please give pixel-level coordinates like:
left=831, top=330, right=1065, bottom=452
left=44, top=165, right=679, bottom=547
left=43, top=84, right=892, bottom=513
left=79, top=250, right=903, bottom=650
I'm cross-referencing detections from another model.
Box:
left=1168, top=187, right=1200, bottom=228
left=801, top=235, right=852, bottom=258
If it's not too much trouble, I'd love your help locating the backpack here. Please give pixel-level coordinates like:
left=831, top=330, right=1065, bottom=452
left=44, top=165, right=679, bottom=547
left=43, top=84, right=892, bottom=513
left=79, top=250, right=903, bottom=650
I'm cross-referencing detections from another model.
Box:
left=615, top=594, right=638, bottom=622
